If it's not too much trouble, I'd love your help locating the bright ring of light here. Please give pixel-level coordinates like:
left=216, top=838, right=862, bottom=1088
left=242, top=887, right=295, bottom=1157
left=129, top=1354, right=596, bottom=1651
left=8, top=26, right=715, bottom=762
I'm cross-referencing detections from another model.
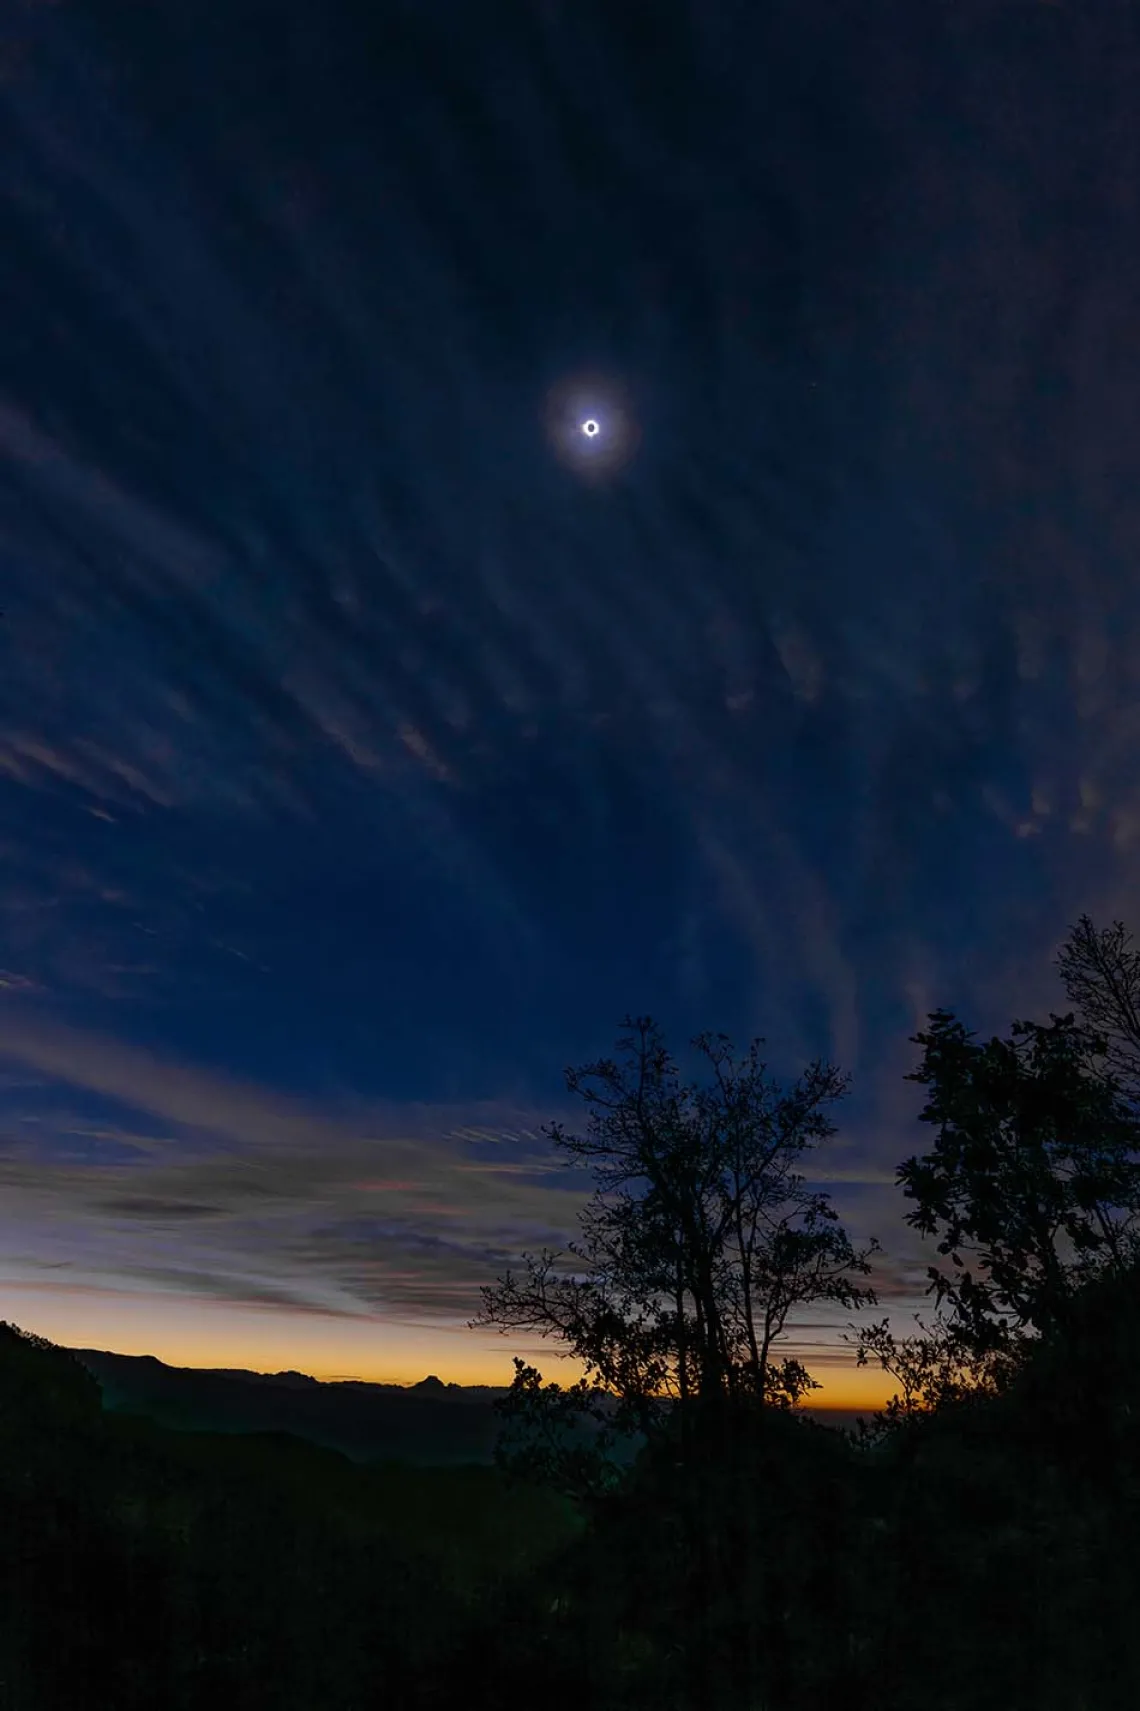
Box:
left=544, top=374, right=640, bottom=481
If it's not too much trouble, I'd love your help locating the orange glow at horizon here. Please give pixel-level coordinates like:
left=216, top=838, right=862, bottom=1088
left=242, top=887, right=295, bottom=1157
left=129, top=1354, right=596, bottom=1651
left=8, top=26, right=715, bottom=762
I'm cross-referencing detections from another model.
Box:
left=0, top=1279, right=897, bottom=1410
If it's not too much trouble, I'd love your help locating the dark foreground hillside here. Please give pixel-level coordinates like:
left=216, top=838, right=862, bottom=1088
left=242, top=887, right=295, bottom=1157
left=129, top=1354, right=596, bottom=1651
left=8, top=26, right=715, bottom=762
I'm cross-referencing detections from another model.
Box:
left=0, top=1322, right=583, bottom=1710
left=3, top=1308, right=1139, bottom=1710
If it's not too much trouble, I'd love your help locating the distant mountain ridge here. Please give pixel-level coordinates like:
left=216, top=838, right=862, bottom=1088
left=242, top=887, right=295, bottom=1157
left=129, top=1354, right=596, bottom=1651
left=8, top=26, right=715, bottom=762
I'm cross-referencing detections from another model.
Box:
left=93, top=1358, right=489, bottom=1396
left=67, top=1345, right=868, bottom=1466
left=68, top=1346, right=518, bottom=1465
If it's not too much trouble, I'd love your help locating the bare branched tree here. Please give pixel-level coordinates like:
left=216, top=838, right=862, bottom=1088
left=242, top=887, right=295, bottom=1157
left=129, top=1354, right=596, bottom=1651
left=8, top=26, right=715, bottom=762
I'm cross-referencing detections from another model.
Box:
left=1056, top=912, right=1140, bottom=1098
left=469, top=1016, right=880, bottom=1494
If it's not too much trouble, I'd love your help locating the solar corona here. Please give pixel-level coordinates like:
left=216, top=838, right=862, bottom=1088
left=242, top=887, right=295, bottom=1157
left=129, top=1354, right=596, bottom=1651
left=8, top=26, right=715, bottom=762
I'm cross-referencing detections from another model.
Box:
left=544, top=373, right=640, bottom=480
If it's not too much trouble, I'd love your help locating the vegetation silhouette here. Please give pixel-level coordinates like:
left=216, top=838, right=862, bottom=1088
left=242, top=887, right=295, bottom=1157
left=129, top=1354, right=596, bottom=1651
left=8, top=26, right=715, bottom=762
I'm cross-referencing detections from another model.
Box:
left=4, top=915, right=1140, bottom=1707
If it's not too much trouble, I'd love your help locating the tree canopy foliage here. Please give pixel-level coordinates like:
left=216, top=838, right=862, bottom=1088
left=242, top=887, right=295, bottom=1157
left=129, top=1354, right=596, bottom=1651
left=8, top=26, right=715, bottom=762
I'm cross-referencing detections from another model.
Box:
left=848, top=918, right=1140, bottom=1434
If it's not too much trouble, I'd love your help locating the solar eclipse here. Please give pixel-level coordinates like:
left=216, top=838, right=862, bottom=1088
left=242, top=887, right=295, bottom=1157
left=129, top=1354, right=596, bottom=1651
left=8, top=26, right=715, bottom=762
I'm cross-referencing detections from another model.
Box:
left=544, top=373, right=640, bottom=480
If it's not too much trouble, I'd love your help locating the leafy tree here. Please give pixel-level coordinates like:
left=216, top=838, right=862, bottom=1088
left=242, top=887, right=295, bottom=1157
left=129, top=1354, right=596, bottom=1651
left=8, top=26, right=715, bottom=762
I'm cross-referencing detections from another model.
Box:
left=846, top=1004, right=1140, bottom=1424
left=484, top=1357, right=637, bottom=1511
left=469, top=1015, right=880, bottom=1499
left=842, top=1304, right=1017, bottom=1447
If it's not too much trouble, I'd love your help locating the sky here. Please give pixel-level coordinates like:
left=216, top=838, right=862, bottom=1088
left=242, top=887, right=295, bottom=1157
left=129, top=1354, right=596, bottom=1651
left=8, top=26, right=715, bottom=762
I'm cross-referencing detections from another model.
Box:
left=1, top=0, right=1138, bottom=1406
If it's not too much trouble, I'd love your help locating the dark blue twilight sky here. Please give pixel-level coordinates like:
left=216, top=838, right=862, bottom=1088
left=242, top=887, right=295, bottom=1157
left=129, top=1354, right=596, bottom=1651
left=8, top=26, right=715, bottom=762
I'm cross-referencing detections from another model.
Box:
left=1, top=0, right=1138, bottom=1399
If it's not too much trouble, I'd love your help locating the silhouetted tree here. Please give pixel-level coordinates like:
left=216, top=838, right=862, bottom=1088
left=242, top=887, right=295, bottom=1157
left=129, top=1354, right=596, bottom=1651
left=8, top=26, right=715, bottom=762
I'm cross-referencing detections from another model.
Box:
left=842, top=1303, right=1015, bottom=1445
left=846, top=1004, right=1140, bottom=1424
left=470, top=1017, right=879, bottom=1482
left=469, top=1016, right=881, bottom=1708
left=1056, top=912, right=1140, bottom=1103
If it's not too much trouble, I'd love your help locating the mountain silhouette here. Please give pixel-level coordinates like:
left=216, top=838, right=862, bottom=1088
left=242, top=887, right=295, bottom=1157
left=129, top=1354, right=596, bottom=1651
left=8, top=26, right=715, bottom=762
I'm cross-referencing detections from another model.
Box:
left=64, top=1345, right=866, bottom=1466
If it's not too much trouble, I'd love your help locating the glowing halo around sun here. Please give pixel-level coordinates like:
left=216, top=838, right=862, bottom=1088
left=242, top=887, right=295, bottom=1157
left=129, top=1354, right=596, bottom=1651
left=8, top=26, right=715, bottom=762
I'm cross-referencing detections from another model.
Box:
left=544, top=374, right=641, bottom=481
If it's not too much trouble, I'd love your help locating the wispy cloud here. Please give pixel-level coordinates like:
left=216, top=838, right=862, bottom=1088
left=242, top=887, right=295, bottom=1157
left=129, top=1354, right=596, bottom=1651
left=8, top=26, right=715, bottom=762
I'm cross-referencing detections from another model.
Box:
left=0, top=1012, right=595, bottom=1321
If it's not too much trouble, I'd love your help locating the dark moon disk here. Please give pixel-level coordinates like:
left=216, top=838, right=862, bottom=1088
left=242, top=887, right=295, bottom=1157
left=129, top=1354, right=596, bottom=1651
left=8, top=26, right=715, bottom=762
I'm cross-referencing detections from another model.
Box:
left=544, top=373, right=641, bottom=480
